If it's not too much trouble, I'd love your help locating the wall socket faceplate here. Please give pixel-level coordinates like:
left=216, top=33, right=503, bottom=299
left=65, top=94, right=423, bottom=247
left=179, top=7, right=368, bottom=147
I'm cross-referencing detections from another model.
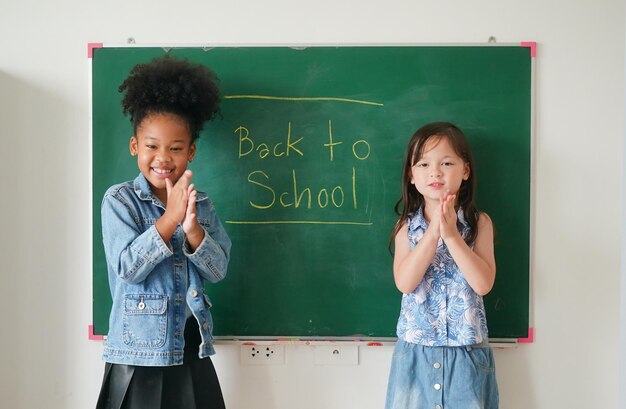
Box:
left=313, top=345, right=359, bottom=365
left=240, top=344, right=285, bottom=365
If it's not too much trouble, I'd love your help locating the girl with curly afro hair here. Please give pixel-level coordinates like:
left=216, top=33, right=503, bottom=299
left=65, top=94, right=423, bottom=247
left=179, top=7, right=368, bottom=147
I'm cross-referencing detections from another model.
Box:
left=97, top=55, right=231, bottom=409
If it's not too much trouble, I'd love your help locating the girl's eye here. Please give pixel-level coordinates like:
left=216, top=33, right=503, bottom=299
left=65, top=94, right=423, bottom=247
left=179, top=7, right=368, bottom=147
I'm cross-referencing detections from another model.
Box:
left=146, top=145, right=157, bottom=150
left=171, top=147, right=183, bottom=152
left=443, top=162, right=454, bottom=166
left=416, top=163, right=427, bottom=168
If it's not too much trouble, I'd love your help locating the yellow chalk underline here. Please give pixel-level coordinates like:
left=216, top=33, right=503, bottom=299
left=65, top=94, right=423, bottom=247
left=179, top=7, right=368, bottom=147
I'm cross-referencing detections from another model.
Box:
left=226, top=220, right=373, bottom=226
left=224, top=95, right=383, bottom=107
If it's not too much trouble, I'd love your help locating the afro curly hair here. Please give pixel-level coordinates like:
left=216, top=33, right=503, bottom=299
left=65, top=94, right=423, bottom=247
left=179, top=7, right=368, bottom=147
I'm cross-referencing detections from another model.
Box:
left=119, top=55, right=221, bottom=141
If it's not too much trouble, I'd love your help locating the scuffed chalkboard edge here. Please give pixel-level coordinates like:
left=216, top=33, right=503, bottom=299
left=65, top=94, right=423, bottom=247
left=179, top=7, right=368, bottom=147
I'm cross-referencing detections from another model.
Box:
left=212, top=336, right=398, bottom=342
left=87, top=42, right=529, bottom=51
left=213, top=336, right=525, bottom=349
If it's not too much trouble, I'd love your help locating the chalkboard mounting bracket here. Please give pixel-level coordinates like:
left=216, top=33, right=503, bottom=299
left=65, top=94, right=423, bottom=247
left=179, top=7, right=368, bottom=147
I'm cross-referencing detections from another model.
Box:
left=517, top=327, right=535, bottom=343
left=87, top=325, right=104, bottom=341
left=520, top=41, right=537, bottom=57
left=87, top=43, right=103, bottom=58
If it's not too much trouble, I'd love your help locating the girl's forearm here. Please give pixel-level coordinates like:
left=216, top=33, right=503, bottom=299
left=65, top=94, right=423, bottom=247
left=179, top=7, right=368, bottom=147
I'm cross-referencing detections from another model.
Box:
left=444, top=235, right=495, bottom=296
left=155, top=214, right=178, bottom=244
left=184, top=224, right=205, bottom=252
left=394, top=234, right=438, bottom=293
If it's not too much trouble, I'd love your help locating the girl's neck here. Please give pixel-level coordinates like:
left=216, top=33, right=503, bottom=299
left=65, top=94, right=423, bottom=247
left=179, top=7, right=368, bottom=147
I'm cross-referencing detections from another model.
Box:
left=150, top=185, right=167, bottom=206
left=156, top=193, right=167, bottom=206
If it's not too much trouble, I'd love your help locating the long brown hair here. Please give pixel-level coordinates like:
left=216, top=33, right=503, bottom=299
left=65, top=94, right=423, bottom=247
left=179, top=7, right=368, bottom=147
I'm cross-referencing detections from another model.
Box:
left=389, top=122, right=480, bottom=252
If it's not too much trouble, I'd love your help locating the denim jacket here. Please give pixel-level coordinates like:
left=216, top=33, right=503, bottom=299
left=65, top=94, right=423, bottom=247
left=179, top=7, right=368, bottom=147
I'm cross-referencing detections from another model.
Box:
left=101, top=173, right=231, bottom=366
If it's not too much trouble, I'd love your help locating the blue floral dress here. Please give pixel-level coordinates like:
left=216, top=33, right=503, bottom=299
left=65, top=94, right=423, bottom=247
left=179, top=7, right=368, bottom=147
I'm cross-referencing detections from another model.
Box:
left=396, top=207, right=489, bottom=346
left=386, top=207, right=498, bottom=409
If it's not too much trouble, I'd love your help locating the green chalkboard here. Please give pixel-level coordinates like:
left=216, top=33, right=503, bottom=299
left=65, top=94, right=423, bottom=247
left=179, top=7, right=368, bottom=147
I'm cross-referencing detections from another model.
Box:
left=92, top=46, right=532, bottom=339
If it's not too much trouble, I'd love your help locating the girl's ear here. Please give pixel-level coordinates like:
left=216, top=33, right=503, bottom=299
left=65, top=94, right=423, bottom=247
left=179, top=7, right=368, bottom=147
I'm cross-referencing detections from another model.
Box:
left=463, top=162, right=470, bottom=180
left=408, top=168, right=416, bottom=185
left=188, top=142, right=197, bottom=162
left=129, top=136, right=138, bottom=156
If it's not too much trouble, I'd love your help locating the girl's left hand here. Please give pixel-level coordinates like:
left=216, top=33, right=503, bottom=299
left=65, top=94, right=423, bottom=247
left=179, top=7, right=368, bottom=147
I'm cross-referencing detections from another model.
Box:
left=439, top=191, right=460, bottom=241
left=182, top=184, right=196, bottom=232
left=182, top=184, right=205, bottom=247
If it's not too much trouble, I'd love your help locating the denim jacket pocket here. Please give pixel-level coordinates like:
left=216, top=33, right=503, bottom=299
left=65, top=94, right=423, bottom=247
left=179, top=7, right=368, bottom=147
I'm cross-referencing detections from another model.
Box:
left=122, top=294, right=168, bottom=348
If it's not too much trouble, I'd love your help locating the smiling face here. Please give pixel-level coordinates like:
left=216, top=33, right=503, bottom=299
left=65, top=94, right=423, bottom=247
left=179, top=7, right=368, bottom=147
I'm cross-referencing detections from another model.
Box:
left=410, top=136, right=469, bottom=205
left=129, top=112, right=196, bottom=203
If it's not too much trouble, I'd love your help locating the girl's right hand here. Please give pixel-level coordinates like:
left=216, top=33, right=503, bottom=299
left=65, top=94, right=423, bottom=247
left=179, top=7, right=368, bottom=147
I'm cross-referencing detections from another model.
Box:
left=425, top=204, right=441, bottom=241
left=439, top=191, right=460, bottom=241
left=163, top=170, right=193, bottom=224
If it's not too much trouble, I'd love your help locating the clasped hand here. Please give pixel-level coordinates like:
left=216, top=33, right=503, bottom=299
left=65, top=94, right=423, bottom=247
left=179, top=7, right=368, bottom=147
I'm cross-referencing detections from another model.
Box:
left=426, top=191, right=461, bottom=242
left=163, top=170, right=201, bottom=235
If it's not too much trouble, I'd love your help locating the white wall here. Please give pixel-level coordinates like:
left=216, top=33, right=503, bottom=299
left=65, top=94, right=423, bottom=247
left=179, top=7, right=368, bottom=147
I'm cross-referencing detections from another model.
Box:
left=621, top=6, right=626, bottom=408
left=0, top=1, right=623, bottom=408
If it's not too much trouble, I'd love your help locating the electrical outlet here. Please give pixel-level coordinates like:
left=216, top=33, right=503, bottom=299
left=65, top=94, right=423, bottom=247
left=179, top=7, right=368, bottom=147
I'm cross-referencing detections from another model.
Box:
left=313, top=345, right=359, bottom=365
left=240, top=344, right=285, bottom=365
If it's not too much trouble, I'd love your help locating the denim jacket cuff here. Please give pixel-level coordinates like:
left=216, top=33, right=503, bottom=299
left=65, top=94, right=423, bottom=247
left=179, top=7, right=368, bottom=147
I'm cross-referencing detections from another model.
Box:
left=183, top=226, right=227, bottom=281
left=183, top=225, right=210, bottom=259
left=147, top=225, right=174, bottom=261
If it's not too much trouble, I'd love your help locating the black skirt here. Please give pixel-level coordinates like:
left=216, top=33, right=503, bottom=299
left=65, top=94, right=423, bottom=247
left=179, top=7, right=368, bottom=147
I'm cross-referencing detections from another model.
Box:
left=96, top=317, right=226, bottom=409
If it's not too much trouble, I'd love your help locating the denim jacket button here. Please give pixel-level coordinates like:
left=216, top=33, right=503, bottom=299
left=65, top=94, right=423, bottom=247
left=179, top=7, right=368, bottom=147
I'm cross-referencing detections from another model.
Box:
left=433, top=362, right=441, bottom=369
left=190, top=289, right=199, bottom=297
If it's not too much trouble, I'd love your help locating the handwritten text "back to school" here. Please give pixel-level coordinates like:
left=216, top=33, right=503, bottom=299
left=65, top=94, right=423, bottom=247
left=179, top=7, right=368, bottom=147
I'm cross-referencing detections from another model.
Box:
left=236, top=120, right=371, bottom=210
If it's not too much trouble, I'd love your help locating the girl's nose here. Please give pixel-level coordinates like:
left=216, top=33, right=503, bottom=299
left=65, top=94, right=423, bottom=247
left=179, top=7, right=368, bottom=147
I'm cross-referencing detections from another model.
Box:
left=430, top=166, right=442, bottom=177
left=156, top=150, right=171, bottom=163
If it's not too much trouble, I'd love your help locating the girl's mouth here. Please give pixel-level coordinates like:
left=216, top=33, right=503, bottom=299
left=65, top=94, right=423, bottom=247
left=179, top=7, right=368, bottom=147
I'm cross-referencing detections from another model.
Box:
left=151, top=168, right=173, bottom=178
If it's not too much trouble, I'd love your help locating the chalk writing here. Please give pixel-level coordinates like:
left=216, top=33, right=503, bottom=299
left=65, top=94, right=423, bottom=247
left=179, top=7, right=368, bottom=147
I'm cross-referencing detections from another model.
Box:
left=225, top=95, right=383, bottom=226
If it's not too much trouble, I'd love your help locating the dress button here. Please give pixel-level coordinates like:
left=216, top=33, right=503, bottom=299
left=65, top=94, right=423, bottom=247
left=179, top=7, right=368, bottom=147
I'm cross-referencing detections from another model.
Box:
left=434, top=383, right=441, bottom=390
left=203, top=322, right=209, bottom=330
left=439, top=262, right=444, bottom=268
left=435, top=405, right=442, bottom=409
left=190, top=289, right=198, bottom=297
left=433, top=362, right=441, bottom=369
